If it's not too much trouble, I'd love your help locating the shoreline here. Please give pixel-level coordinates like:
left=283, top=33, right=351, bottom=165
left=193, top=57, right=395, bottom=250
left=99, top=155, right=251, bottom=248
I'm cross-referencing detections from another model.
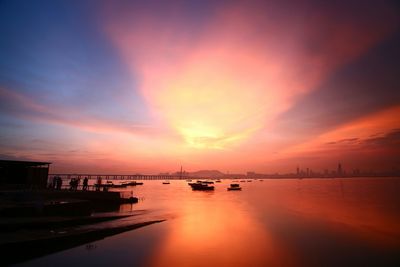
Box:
left=1, top=216, right=165, bottom=265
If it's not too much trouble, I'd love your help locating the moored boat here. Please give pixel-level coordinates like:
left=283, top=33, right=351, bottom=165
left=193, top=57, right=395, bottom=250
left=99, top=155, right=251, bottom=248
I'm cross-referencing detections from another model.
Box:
left=125, top=181, right=143, bottom=186
left=189, top=181, right=214, bottom=191
left=188, top=181, right=202, bottom=186
left=111, top=183, right=128, bottom=188
left=227, top=183, right=242, bottom=191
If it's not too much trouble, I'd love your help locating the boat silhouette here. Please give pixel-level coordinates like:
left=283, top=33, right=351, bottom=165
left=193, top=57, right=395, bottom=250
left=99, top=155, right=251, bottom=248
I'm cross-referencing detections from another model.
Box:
left=227, top=184, right=242, bottom=191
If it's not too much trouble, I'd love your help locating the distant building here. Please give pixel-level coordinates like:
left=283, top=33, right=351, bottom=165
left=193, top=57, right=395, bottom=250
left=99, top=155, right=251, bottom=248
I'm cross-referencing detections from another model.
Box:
left=337, top=163, right=343, bottom=176
left=0, top=160, right=51, bottom=189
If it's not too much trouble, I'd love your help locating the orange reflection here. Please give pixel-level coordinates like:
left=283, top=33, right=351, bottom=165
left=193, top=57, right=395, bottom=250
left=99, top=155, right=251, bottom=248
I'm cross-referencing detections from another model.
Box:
left=146, top=192, right=296, bottom=267
left=248, top=178, right=400, bottom=248
left=113, top=179, right=399, bottom=266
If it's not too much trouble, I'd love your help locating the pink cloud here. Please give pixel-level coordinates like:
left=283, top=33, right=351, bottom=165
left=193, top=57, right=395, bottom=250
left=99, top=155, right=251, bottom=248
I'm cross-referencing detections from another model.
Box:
left=279, top=105, right=400, bottom=171
left=103, top=0, right=398, bottom=151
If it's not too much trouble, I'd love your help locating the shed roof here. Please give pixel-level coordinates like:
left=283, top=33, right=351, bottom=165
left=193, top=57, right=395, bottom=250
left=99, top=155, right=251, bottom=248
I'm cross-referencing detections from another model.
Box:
left=0, top=160, right=51, bottom=167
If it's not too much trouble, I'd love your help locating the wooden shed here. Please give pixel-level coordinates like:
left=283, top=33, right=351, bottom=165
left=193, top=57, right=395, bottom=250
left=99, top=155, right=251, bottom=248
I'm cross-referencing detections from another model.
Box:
left=0, top=160, right=51, bottom=189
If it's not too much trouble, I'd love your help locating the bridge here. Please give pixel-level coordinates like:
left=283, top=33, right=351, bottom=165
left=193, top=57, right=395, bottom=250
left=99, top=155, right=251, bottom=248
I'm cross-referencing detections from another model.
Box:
left=48, top=174, right=196, bottom=181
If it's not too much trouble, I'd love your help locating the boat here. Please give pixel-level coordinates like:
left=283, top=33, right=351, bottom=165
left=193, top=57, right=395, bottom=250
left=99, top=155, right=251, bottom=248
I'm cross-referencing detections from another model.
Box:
left=188, top=180, right=202, bottom=186
left=124, top=181, right=143, bottom=186
left=102, top=181, right=129, bottom=189
left=247, top=180, right=252, bottom=182
left=101, top=181, right=114, bottom=188
left=111, top=183, right=128, bottom=188
left=215, top=180, right=221, bottom=183
left=202, top=181, right=214, bottom=184
left=227, top=184, right=242, bottom=191
left=191, top=184, right=214, bottom=191
left=162, top=181, right=170, bottom=184
left=189, top=181, right=214, bottom=191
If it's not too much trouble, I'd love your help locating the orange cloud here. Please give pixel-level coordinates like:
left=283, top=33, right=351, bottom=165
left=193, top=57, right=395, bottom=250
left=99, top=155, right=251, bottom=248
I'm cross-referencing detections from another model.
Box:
left=281, top=105, right=400, bottom=169
left=104, top=1, right=397, bottom=151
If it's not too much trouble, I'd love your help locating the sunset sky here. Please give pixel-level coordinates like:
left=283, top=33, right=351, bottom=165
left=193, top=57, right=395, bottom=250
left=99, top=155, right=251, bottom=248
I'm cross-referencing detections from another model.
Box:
left=0, top=0, right=399, bottom=174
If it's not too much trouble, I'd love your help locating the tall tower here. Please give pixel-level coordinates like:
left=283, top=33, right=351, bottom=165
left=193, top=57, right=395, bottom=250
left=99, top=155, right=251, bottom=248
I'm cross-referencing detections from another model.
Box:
left=296, top=166, right=300, bottom=176
left=337, top=163, right=342, bottom=176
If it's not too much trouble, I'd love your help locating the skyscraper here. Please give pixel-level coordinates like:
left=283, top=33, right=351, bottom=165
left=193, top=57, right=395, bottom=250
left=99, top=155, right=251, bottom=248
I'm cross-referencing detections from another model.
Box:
left=337, top=163, right=343, bottom=176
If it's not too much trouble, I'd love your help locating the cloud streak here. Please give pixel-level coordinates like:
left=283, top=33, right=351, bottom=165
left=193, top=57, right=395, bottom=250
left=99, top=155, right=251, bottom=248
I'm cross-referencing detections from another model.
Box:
left=281, top=106, right=400, bottom=170
left=0, top=86, right=158, bottom=137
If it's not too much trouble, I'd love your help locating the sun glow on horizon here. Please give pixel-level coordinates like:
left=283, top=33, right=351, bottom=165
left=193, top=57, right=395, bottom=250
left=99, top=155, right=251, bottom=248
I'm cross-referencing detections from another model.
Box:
left=158, top=66, right=269, bottom=149
left=104, top=0, right=397, bottom=154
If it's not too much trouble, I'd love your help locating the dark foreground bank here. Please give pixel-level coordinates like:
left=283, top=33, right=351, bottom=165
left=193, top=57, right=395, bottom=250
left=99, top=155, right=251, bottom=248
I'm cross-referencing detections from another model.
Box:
left=0, top=189, right=164, bottom=265
left=1, top=217, right=164, bottom=265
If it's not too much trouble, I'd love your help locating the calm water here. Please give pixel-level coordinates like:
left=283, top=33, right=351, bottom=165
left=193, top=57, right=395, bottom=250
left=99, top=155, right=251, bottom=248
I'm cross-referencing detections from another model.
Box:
left=17, top=178, right=400, bottom=267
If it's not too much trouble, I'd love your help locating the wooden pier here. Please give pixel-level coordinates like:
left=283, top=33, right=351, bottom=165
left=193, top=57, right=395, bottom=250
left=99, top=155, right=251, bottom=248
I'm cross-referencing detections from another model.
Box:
left=48, top=174, right=194, bottom=181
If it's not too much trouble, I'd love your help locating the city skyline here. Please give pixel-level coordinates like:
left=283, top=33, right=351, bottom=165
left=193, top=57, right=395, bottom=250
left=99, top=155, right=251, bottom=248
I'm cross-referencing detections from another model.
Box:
left=1, top=0, right=400, bottom=174
left=46, top=162, right=400, bottom=177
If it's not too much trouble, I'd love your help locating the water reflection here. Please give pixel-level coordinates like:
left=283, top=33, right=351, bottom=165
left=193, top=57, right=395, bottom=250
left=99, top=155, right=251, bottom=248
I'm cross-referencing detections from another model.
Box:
left=146, top=193, right=294, bottom=267
left=18, top=178, right=400, bottom=267
left=246, top=178, right=400, bottom=247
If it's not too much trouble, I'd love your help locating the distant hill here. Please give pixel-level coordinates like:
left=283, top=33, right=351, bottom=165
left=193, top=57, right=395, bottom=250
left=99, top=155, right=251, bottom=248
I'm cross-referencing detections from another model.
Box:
left=188, top=170, right=225, bottom=178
